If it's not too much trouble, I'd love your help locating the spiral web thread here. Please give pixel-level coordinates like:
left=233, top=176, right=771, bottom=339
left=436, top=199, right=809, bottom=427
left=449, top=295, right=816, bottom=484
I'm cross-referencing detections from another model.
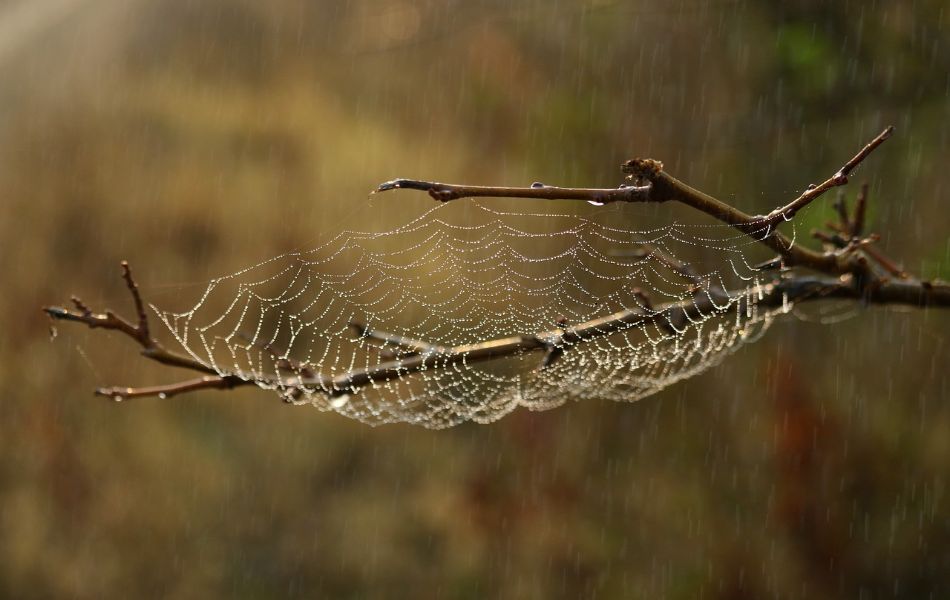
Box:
left=157, top=202, right=792, bottom=428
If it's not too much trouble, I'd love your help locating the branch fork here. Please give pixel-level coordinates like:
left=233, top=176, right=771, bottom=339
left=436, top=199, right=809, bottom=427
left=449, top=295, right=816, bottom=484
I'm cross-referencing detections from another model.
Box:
left=44, top=262, right=251, bottom=400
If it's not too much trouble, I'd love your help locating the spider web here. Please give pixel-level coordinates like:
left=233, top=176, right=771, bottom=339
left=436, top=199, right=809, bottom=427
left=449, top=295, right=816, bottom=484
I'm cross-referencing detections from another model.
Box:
left=157, top=201, right=792, bottom=428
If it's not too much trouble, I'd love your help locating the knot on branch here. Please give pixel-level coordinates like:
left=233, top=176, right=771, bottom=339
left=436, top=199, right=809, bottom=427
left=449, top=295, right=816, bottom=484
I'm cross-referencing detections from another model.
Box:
left=621, top=158, right=664, bottom=180
left=537, top=316, right=572, bottom=370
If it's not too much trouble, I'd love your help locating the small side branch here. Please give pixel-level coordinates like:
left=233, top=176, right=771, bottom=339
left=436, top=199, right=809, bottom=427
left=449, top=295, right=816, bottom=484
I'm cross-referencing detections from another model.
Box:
left=811, top=184, right=908, bottom=280
left=44, top=262, right=248, bottom=400
left=858, top=239, right=907, bottom=279
left=349, top=320, right=448, bottom=356
left=764, top=126, right=893, bottom=225
left=96, top=375, right=247, bottom=400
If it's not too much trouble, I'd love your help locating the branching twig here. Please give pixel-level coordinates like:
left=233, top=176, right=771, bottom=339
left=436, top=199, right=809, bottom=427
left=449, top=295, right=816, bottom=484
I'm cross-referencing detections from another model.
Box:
left=44, top=262, right=254, bottom=400
left=377, top=128, right=895, bottom=275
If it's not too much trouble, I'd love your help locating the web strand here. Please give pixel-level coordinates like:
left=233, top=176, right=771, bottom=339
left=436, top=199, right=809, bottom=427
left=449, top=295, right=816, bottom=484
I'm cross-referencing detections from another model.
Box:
left=157, top=202, right=791, bottom=428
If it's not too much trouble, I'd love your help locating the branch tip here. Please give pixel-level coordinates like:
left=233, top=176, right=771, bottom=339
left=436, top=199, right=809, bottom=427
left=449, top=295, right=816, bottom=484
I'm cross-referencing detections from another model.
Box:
left=765, top=126, right=894, bottom=228
left=621, top=158, right=664, bottom=177
left=71, top=296, right=92, bottom=315
left=44, top=306, right=70, bottom=319
left=752, top=256, right=785, bottom=272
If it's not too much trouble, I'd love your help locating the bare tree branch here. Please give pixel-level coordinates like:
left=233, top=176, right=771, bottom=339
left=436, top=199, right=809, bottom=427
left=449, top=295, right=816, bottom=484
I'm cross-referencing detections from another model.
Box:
left=302, top=275, right=950, bottom=397
left=44, top=262, right=256, bottom=400
left=96, top=376, right=244, bottom=401
left=44, top=127, right=949, bottom=402
left=377, top=127, right=895, bottom=276
left=374, top=178, right=652, bottom=204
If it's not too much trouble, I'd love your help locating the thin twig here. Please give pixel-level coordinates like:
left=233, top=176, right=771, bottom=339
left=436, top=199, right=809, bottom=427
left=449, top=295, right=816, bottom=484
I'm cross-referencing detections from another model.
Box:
left=764, top=126, right=893, bottom=224
left=853, top=182, right=869, bottom=237
left=120, top=261, right=150, bottom=344
left=43, top=262, right=248, bottom=400
left=96, top=375, right=245, bottom=400
left=374, top=179, right=652, bottom=204
left=858, top=238, right=908, bottom=279
left=833, top=190, right=851, bottom=234
left=812, top=230, right=848, bottom=248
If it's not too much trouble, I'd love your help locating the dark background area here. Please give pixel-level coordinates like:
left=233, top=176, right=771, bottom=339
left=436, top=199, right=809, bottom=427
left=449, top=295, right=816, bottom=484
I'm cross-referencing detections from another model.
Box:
left=1, top=0, right=948, bottom=597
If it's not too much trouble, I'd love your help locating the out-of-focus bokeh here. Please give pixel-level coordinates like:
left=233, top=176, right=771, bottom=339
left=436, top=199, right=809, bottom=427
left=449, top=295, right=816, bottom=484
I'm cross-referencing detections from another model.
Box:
left=1, top=1, right=948, bottom=597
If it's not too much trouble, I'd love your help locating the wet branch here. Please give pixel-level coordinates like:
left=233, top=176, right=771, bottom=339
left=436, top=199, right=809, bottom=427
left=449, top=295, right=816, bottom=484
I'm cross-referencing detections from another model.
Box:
left=376, top=127, right=896, bottom=274
left=322, top=274, right=948, bottom=395
left=45, top=262, right=949, bottom=401
left=96, top=376, right=243, bottom=400
left=44, top=262, right=252, bottom=400
left=44, top=127, right=950, bottom=402
left=374, top=178, right=652, bottom=204
left=763, top=126, right=894, bottom=224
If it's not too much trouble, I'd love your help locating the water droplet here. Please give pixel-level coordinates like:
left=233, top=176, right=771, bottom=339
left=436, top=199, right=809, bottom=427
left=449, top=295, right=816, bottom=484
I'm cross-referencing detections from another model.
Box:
left=588, top=200, right=605, bottom=206
left=113, top=395, right=122, bottom=402
left=158, top=392, right=167, bottom=399
left=331, top=395, right=350, bottom=409
left=531, top=182, right=545, bottom=189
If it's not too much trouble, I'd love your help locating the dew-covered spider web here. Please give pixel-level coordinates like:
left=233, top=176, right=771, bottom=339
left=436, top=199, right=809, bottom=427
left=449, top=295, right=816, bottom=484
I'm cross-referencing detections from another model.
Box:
left=157, top=201, right=794, bottom=428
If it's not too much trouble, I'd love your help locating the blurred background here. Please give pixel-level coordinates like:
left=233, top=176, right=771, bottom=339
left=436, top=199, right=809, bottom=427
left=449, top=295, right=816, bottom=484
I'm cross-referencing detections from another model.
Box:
left=1, top=0, right=949, bottom=597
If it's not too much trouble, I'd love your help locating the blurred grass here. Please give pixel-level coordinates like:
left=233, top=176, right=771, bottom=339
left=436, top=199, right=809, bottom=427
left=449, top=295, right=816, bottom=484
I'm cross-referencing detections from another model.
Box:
left=1, top=0, right=949, bottom=597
